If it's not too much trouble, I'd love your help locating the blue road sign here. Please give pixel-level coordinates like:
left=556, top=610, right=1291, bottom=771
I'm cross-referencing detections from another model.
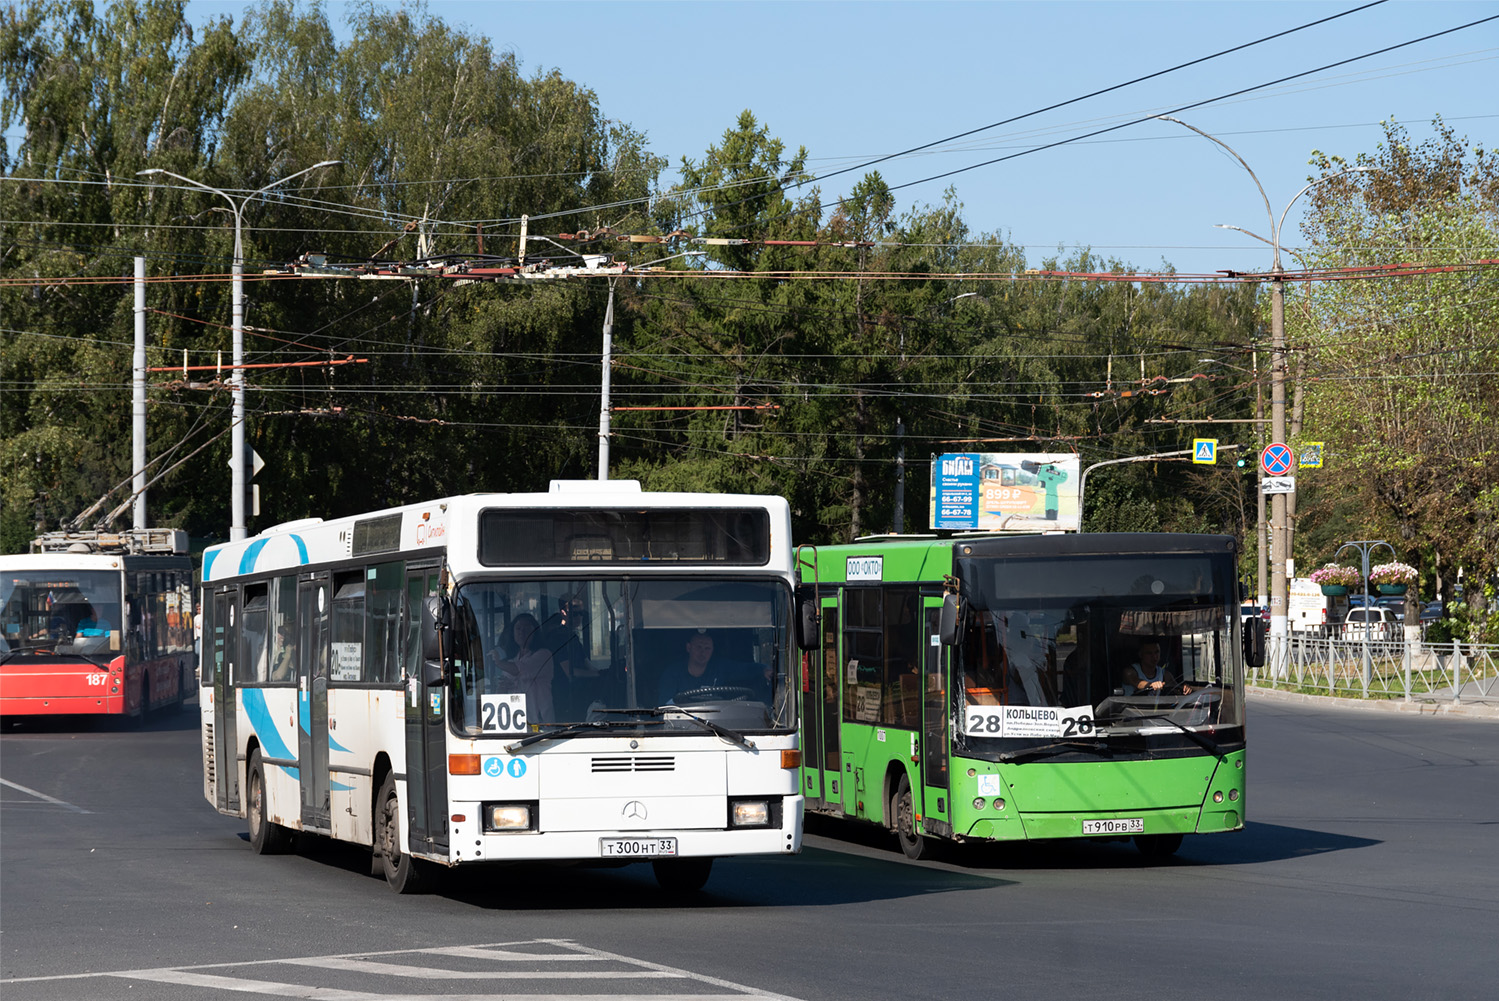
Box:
left=1262, top=442, right=1294, bottom=476
left=1192, top=438, right=1218, bottom=464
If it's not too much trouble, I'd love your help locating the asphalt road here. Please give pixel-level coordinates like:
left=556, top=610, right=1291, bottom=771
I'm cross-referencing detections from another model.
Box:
left=2, top=696, right=1495, bottom=1001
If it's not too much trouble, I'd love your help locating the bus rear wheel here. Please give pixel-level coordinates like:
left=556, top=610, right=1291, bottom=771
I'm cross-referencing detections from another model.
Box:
left=652, top=857, right=713, bottom=893
left=1134, top=833, right=1183, bottom=859
left=892, top=773, right=931, bottom=860
left=247, top=750, right=292, bottom=854
left=376, top=773, right=431, bottom=894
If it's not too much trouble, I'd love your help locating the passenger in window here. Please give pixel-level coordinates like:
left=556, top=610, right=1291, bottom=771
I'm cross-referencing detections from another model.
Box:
left=490, top=613, right=555, bottom=723
left=541, top=596, right=585, bottom=719
left=270, top=623, right=296, bottom=682
left=1122, top=638, right=1191, bottom=695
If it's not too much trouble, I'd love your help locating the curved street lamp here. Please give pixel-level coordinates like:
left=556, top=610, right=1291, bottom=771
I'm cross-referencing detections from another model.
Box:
left=138, top=162, right=341, bottom=540
left=1157, top=115, right=1376, bottom=675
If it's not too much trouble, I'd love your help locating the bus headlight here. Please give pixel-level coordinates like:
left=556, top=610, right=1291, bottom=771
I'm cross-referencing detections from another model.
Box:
left=729, top=798, right=778, bottom=828
left=483, top=803, right=535, bottom=832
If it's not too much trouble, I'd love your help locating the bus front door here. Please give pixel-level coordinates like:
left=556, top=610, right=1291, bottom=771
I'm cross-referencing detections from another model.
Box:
left=403, top=567, right=448, bottom=856
left=297, top=576, right=331, bottom=832
left=212, top=589, right=240, bottom=814
left=801, top=595, right=842, bottom=810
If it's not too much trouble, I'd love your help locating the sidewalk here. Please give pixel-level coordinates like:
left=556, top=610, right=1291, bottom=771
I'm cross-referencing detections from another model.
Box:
left=1249, top=684, right=1499, bottom=719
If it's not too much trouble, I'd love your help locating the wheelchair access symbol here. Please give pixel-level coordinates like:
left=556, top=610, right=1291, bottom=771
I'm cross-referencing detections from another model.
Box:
left=1261, top=442, right=1294, bottom=477
left=484, top=757, right=526, bottom=779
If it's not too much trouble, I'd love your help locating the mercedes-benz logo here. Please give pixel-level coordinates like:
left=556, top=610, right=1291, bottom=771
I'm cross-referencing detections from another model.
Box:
left=621, top=800, right=647, bottom=820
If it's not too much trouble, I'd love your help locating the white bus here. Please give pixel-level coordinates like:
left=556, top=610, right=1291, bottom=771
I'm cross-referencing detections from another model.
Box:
left=199, top=481, right=803, bottom=892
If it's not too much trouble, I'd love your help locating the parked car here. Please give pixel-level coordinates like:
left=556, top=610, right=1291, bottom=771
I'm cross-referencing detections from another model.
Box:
left=1420, top=601, right=1444, bottom=625
left=1343, top=607, right=1399, bottom=641
left=1239, top=604, right=1269, bottom=625
left=1375, top=596, right=1406, bottom=624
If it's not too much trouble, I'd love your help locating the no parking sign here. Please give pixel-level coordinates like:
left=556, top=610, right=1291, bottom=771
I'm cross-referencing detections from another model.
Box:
left=1261, top=443, right=1294, bottom=477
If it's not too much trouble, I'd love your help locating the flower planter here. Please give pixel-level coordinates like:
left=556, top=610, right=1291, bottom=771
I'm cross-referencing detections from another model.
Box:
left=1376, top=583, right=1407, bottom=596
left=1320, top=585, right=1349, bottom=596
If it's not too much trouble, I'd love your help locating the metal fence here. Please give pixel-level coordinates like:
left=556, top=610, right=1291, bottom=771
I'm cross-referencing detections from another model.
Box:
left=1253, top=635, right=1499, bottom=704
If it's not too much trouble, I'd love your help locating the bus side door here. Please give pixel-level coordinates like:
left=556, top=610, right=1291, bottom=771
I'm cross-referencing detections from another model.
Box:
left=801, top=593, right=842, bottom=810
left=920, top=598, right=951, bottom=834
left=211, top=588, right=240, bottom=814
left=298, top=575, right=331, bottom=832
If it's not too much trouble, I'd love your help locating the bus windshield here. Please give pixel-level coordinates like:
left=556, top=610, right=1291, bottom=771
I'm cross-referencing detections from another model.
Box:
left=956, top=552, right=1243, bottom=745
left=448, top=577, right=795, bottom=736
left=1, top=569, right=123, bottom=661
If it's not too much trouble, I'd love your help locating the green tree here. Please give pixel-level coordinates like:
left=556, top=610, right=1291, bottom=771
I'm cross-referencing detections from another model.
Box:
left=1292, top=118, right=1499, bottom=616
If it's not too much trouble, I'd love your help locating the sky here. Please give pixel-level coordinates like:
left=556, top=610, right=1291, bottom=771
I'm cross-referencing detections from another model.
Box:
left=184, top=0, right=1499, bottom=277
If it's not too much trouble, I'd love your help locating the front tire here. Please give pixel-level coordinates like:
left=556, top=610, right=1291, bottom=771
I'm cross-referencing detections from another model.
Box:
left=376, top=773, right=431, bottom=893
left=247, top=749, right=292, bottom=855
left=653, top=857, right=713, bottom=893
left=892, top=773, right=931, bottom=860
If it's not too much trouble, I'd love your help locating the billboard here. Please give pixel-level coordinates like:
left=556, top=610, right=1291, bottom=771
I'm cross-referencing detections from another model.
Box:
left=929, top=452, right=1081, bottom=532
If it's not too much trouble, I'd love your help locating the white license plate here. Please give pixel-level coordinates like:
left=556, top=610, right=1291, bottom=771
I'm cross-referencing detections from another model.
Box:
left=600, top=837, right=678, bottom=858
left=1082, top=818, right=1144, bottom=835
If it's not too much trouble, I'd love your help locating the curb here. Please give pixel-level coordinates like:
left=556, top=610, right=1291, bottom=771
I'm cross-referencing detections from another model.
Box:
left=1249, top=685, right=1499, bottom=719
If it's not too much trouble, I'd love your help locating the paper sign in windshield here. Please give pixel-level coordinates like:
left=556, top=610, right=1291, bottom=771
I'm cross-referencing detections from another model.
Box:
left=964, top=704, right=1096, bottom=738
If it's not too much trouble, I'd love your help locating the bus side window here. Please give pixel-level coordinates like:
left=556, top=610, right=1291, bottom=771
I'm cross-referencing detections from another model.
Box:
left=243, top=584, right=270, bottom=684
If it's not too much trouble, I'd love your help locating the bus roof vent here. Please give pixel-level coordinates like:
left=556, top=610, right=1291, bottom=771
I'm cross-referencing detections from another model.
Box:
left=549, top=479, right=642, bottom=493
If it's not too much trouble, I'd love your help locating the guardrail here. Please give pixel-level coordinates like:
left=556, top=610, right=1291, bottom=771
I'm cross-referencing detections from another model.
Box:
left=1253, top=635, right=1499, bottom=704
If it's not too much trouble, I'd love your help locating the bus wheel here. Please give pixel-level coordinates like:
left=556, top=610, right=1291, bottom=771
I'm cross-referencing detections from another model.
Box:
left=247, top=750, right=292, bottom=854
left=1133, top=833, right=1183, bottom=859
left=652, top=857, right=712, bottom=893
left=892, top=774, right=931, bottom=860
left=376, top=773, right=430, bottom=894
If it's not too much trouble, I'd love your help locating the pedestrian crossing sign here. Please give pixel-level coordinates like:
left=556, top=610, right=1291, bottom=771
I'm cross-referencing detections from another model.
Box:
left=1192, top=438, right=1218, bottom=464
left=1300, top=442, right=1324, bottom=468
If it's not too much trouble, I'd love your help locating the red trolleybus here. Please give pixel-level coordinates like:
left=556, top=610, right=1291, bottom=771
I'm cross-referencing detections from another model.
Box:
left=1, top=529, right=196, bottom=719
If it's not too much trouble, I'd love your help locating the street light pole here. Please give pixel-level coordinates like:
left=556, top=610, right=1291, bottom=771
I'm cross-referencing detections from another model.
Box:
left=1158, top=115, right=1375, bottom=675
left=138, top=162, right=340, bottom=541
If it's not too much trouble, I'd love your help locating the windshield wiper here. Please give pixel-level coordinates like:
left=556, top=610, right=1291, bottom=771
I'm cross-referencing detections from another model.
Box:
left=997, top=739, right=1116, bottom=763
left=1094, top=710, right=1223, bottom=757
left=505, top=718, right=662, bottom=753
left=595, top=705, right=756, bottom=750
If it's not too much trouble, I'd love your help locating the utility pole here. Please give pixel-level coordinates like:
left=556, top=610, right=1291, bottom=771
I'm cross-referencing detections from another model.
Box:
left=133, top=257, right=148, bottom=530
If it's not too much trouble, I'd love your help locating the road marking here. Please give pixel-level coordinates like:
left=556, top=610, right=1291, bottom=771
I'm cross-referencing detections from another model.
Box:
left=7, top=939, right=809, bottom=1000
left=0, top=777, right=91, bottom=813
left=283, top=956, right=682, bottom=979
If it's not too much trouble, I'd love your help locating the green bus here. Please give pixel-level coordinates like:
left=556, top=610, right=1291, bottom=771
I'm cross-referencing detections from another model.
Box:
left=795, top=532, right=1261, bottom=859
